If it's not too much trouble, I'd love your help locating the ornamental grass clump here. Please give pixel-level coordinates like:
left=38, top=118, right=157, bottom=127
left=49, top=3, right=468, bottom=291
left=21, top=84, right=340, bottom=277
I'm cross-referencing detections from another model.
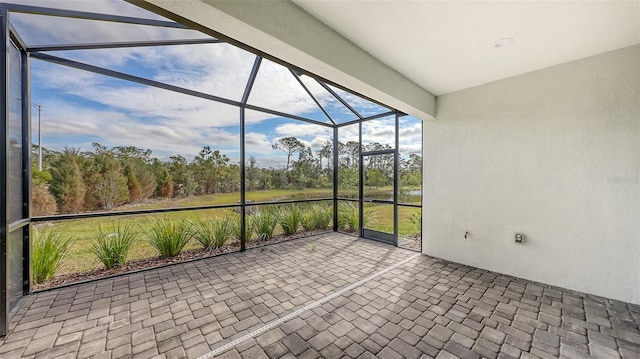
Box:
left=32, top=229, right=73, bottom=284
left=145, top=218, right=195, bottom=258
left=252, top=208, right=278, bottom=241
left=90, top=221, right=137, bottom=270
left=313, top=204, right=333, bottom=230
left=338, top=201, right=377, bottom=232
left=232, top=213, right=254, bottom=242
left=194, top=216, right=235, bottom=249
left=301, top=204, right=332, bottom=231
left=337, top=201, right=359, bottom=232
left=277, top=205, right=301, bottom=236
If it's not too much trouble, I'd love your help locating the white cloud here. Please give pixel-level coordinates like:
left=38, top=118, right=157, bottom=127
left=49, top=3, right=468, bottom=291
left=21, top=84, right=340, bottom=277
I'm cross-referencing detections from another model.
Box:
left=399, top=143, right=422, bottom=155
left=247, top=59, right=321, bottom=118
left=326, top=84, right=391, bottom=117
left=35, top=100, right=239, bottom=160
left=18, top=2, right=422, bottom=161
left=10, top=0, right=206, bottom=47
left=297, top=76, right=357, bottom=122
left=12, top=0, right=167, bottom=20
left=274, top=123, right=331, bottom=138
left=309, top=136, right=332, bottom=149
left=337, top=124, right=360, bottom=143
left=244, top=132, right=272, bottom=154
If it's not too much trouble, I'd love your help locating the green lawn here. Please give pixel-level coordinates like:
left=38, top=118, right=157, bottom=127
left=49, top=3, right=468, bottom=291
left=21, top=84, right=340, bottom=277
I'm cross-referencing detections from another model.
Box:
left=37, top=188, right=421, bottom=276
left=361, top=203, right=421, bottom=236
left=106, top=187, right=333, bottom=211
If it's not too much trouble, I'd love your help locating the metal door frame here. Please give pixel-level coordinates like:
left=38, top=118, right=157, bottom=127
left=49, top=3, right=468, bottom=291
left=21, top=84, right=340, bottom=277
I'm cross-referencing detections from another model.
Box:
left=359, top=148, right=398, bottom=245
left=1, top=10, right=31, bottom=336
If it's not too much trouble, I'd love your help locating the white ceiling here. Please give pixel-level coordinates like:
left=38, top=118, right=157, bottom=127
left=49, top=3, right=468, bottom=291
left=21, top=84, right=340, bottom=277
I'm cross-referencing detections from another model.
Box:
left=294, top=1, right=640, bottom=96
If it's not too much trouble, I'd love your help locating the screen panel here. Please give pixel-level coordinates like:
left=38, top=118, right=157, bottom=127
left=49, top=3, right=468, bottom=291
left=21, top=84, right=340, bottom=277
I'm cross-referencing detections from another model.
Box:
left=43, top=43, right=255, bottom=102
left=362, top=115, right=395, bottom=150
left=337, top=200, right=359, bottom=234
left=337, top=123, right=359, bottom=199
left=399, top=115, right=422, bottom=205
left=247, top=59, right=330, bottom=124
left=298, top=76, right=358, bottom=124
left=32, top=207, right=240, bottom=284
left=245, top=110, right=333, bottom=203
left=362, top=202, right=395, bottom=244
left=363, top=153, right=394, bottom=202
left=7, top=229, right=24, bottom=312
left=8, top=42, right=23, bottom=223
left=31, top=60, right=241, bottom=215
left=10, top=13, right=208, bottom=47
left=398, top=206, right=421, bottom=251
left=325, top=83, right=391, bottom=118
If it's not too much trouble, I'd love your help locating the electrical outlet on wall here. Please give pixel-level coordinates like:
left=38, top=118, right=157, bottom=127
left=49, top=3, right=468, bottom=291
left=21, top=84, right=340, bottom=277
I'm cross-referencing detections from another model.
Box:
left=515, top=233, right=525, bottom=243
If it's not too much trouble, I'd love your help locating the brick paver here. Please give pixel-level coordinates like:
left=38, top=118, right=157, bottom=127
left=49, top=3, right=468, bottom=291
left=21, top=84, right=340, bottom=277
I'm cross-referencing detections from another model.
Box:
left=0, top=232, right=639, bottom=358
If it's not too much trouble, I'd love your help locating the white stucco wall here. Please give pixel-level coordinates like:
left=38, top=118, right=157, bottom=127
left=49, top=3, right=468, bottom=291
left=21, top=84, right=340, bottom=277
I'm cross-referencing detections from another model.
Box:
left=424, top=45, right=640, bottom=304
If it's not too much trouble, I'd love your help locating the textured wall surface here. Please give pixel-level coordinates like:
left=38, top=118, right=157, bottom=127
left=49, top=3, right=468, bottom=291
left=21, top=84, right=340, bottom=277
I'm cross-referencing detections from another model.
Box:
left=424, top=45, right=640, bottom=304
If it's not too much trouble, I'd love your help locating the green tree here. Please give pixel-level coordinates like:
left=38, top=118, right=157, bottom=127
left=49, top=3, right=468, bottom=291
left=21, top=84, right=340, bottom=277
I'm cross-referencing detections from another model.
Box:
left=114, top=146, right=156, bottom=202
left=193, top=146, right=231, bottom=194
left=246, top=155, right=261, bottom=191
left=366, top=168, right=386, bottom=188
left=316, top=140, right=332, bottom=174
left=151, top=159, right=174, bottom=198
left=272, top=137, right=305, bottom=183
left=84, top=143, right=129, bottom=210
left=32, top=167, right=52, bottom=186
left=167, top=155, right=196, bottom=197
left=49, top=148, right=86, bottom=214
left=401, top=153, right=422, bottom=187
left=339, top=141, right=360, bottom=168
left=293, top=146, right=315, bottom=188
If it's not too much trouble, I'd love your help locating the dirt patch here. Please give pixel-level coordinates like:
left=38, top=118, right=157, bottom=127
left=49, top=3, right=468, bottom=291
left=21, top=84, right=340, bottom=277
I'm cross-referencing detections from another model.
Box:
left=399, top=233, right=422, bottom=251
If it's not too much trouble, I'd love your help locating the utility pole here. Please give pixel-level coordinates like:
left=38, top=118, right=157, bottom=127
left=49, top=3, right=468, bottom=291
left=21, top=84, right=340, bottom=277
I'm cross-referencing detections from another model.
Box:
left=31, top=103, right=42, bottom=171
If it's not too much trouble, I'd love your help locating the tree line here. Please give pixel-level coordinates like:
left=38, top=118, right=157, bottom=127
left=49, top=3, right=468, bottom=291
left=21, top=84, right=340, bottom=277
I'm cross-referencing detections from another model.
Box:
left=32, top=136, right=422, bottom=215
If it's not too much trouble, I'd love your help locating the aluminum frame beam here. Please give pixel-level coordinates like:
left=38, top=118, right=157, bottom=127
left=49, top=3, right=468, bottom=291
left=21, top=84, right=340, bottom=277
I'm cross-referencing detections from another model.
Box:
left=291, top=70, right=335, bottom=125
left=27, top=38, right=221, bottom=52
left=0, top=8, right=8, bottom=338
left=30, top=52, right=335, bottom=128
left=1, top=3, right=187, bottom=29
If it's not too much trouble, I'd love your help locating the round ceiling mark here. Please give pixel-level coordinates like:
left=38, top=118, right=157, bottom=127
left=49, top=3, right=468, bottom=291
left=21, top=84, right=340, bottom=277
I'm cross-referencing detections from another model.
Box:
left=494, top=38, right=514, bottom=48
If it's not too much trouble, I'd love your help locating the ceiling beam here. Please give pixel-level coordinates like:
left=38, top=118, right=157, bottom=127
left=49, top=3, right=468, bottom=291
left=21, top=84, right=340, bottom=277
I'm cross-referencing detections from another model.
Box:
left=128, top=0, right=436, bottom=120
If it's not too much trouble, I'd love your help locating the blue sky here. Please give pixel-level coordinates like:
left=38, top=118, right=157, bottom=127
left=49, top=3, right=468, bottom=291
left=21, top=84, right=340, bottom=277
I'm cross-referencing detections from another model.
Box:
left=14, top=0, right=422, bottom=167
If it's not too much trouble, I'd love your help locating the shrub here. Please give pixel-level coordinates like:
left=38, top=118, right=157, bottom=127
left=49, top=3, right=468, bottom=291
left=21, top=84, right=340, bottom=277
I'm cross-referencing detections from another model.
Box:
left=301, top=204, right=332, bottom=231
left=277, top=205, right=301, bottom=236
left=32, top=184, right=57, bottom=216
left=49, top=148, right=86, bottom=214
left=410, top=209, right=422, bottom=232
left=252, top=208, right=278, bottom=241
left=90, top=221, right=136, bottom=270
left=32, top=229, right=73, bottom=284
left=194, top=216, right=235, bottom=249
left=145, top=218, right=194, bottom=258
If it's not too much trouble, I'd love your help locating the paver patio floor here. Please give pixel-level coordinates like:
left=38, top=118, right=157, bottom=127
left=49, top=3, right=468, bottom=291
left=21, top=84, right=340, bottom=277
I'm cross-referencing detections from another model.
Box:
left=1, top=232, right=639, bottom=358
